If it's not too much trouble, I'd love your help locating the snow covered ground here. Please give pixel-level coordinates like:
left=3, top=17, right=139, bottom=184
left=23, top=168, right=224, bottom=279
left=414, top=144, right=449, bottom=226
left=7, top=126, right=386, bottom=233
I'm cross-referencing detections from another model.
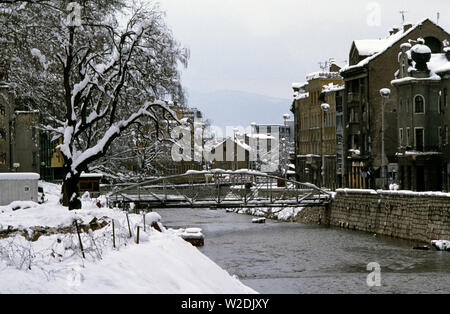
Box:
left=231, top=206, right=304, bottom=222
left=0, top=182, right=256, bottom=294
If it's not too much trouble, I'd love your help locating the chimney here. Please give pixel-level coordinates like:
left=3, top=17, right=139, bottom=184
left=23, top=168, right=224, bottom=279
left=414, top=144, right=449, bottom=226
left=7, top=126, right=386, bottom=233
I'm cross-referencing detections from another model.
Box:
left=390, top=26, right=400, bottom=36
left=403, top=23, right=413, bottom=32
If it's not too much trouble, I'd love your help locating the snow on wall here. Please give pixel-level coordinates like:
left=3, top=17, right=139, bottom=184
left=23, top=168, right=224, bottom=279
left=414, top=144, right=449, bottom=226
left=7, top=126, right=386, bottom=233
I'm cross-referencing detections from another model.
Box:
left=0, top=173, right=40, bottom=180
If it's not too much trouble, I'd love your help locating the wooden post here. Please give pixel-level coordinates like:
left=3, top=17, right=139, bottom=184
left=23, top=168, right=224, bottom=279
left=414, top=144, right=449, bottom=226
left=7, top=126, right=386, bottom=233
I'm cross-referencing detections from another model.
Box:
left=74, top=220, right=85, bottom=259
left=112, top=219, right=116, bottom=248
left=126, top=213, right=132, bottom=238
left=143, top=213, right=146, bottom=232
left=136, top=226, right=140, bottom=244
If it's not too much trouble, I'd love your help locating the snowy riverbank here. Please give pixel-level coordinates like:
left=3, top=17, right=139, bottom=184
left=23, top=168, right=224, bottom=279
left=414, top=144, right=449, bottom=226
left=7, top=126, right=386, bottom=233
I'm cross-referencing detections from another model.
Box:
left=0, top=182, right=256, bottom=294
left=229, top=206, right=305, bottom=222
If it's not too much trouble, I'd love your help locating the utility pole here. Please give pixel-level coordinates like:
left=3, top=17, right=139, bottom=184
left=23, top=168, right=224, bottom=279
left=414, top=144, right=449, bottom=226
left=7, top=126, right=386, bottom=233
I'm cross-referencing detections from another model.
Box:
left=283, top=114, right=291, bottom=183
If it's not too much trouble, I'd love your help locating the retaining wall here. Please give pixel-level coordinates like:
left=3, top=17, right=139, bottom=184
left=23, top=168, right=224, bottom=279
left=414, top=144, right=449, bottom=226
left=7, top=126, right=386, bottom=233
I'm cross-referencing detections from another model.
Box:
left=300, top=189, right=450, bottom=243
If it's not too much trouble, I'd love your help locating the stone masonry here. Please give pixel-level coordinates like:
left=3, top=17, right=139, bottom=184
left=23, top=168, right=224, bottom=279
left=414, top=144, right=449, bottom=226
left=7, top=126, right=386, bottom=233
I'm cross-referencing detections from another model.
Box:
left=293, top=190, right=450, bottom=244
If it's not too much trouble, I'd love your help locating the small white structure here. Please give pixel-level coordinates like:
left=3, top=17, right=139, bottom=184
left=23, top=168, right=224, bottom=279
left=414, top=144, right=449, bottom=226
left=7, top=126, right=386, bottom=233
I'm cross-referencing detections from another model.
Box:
left=0, top=173, right=40, bottom=205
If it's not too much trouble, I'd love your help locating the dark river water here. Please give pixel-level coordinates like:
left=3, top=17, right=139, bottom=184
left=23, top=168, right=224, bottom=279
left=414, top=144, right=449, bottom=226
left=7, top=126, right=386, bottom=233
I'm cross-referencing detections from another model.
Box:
left=157, top=207, right=450, bottom=294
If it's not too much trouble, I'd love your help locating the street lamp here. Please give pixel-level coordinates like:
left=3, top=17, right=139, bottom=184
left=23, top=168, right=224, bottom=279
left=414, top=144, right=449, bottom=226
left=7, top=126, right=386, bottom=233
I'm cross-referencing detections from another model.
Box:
left=282, top=113, right=291, bottom=184
left=250, top=122, right=257, bottom=171
left=233, top=127, right=239, bottom=171
left=380, top=88, right=391, bottom=189
left=321, top=103, right=330, bottom=188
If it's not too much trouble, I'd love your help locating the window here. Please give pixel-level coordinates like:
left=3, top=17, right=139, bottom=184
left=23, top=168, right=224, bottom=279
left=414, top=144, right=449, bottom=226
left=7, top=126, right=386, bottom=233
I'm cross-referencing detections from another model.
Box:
left=0, top=103, right=5, bottom=116
left=446, top=126, right=449, bottom=145
left=32, top=152, right=37, bottom=168
left=0, top=153, right=5, bottom=165
left=445, top=88, right=448, bottom=108
left=0, top=129, right=5, bottom=142
left=415, top=128, right=424, bottom=152
left=439, top=127, right=442, bottom=146
left=399, top=128, right=403, bottom=146
left=406, top=128, right=410, bottom=146
left=414, top=95, right=425, bottom=113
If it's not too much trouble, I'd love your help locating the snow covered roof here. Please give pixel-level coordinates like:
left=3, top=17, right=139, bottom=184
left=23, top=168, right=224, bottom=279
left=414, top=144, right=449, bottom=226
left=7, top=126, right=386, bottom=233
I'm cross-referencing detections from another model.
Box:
left=0, top=173, right=40, bottom=180
left=434, top=53, right=450, bottom=75
left=294, top=92, right=309, bottom=100
left=392, top=53, right=448, bottom=84
left=80, top=172, right=104, bottom=178
left=305, top=71, right=342, bottom=81
left=342, top=19, right=441, bottom=73
left=212, top=137, right=251, bottom=152
left=322, top=83, right=345, bottom=93
left=354, top=39, right=391, bottom=57
left=292, top=82, right=308, bottom=89
left=246, top=133, right=275, bottom=140
left=396, top=151, right=442, bottom=156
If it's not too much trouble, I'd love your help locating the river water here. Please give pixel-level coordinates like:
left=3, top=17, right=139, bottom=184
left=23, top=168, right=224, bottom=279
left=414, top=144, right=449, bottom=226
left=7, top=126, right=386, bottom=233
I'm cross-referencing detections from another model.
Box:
left=157, top=207, right=450, bottom=294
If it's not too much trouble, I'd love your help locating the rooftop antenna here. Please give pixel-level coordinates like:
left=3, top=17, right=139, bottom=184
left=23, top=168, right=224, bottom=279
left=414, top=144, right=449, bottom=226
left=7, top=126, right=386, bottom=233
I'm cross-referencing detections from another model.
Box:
left=318, top=61, right=329, bottom=72
left=399, top=10, right=408, bottom=24
left=437, top=12, right=440, bottom=25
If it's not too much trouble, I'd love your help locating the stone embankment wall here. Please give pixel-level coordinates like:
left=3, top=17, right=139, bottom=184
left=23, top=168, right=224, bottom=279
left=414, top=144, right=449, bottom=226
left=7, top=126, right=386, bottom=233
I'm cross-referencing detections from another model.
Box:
left=295, top=189, right=450, bottom=243
left=330, top=189, right=450, bottom=243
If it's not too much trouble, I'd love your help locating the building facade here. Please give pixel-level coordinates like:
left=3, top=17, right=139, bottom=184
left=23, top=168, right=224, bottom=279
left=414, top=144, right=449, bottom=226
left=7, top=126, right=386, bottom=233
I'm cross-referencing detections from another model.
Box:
left=392, top=39, right=443, bottom=191
left=0, top=83, right=40, bottom=174
left=340, top=19, right=450, bottom=189
left=291, top=65, right=343, bottom=188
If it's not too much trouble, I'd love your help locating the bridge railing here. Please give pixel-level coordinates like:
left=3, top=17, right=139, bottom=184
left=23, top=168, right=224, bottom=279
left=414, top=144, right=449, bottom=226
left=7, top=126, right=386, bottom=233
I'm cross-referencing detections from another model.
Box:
left=107, top=169, right=331, bottom=209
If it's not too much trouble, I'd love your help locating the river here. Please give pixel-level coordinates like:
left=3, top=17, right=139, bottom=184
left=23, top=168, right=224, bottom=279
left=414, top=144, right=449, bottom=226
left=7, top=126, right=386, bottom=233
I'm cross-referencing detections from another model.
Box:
left=156, top=207, right=450, bottom=294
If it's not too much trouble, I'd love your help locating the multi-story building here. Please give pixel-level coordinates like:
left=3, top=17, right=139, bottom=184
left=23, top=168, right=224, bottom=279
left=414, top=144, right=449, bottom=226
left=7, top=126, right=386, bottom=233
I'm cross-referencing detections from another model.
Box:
left=392, top=39, right=444, bottom=191
left=437, top=50, right=450, bottom=191
left=340, top=19, right=450, bottom=189
left=291, top=64, right=343, bottom=188
left=322, top=83, right=345, bottom=189
left=0, top=82, right=40, bottom=174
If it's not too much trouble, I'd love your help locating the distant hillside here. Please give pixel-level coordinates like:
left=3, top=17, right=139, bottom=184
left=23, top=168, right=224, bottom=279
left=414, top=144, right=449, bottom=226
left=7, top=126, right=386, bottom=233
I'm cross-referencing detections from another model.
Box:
left=186, top=89, right=291, bottom=131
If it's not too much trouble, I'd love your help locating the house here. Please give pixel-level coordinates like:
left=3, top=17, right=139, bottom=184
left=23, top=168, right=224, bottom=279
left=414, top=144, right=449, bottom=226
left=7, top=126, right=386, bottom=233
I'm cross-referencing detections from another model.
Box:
left=211, top=136, right=252, bottom=171
left=340, top=19, right=450, bottom=189
left=291, top=63, right=343, bottom=188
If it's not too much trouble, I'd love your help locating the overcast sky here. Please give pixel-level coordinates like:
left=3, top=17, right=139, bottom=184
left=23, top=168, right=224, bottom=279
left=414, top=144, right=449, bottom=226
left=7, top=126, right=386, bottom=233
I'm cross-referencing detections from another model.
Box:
left=159, top=0, right=450, bottom=100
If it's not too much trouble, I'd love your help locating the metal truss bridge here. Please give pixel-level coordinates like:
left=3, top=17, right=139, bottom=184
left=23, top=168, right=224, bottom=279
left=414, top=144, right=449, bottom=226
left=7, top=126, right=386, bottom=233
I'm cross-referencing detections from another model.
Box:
left=107, top=170, right=332, bottom=210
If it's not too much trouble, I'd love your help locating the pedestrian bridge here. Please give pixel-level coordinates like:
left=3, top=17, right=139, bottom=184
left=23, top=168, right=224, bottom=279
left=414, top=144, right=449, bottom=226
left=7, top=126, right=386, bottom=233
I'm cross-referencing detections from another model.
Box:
left=107, top=170, right=332, bottom=210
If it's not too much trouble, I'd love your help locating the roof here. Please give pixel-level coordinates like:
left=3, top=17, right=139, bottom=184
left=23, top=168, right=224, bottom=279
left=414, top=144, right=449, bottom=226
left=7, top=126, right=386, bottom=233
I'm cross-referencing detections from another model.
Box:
left=392, top=53, right=448, bottom=85
left=80, top=172, right=103, bottom=178
left=212, top=137, right=251, bottom=152
left=322, top=83, right=345, bottom=93
left=305, top=71, right=342, bottom=81
left=342, top=18, right=446, bottom=74
left=0, top=173, right=40, bottom=180
left=354, top=39, right=392, bottom=57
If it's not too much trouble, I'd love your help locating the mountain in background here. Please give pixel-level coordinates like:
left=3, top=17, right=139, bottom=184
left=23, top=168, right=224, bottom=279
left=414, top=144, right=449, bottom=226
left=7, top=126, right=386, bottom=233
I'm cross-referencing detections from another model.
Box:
left=186, top=89, right=291, bottom=130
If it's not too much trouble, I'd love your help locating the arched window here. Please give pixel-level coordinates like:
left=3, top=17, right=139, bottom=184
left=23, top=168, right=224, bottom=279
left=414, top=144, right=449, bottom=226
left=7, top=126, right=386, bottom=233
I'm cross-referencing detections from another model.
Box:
left=425, top=37, right=442, bottom=53
left=414, top=95, right=425, bottom=113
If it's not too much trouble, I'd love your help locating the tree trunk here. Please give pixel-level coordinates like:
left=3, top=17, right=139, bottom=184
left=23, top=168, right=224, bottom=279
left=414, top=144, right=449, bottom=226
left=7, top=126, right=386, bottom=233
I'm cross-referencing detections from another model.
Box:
left=61, top=172, right=82, bottom=210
